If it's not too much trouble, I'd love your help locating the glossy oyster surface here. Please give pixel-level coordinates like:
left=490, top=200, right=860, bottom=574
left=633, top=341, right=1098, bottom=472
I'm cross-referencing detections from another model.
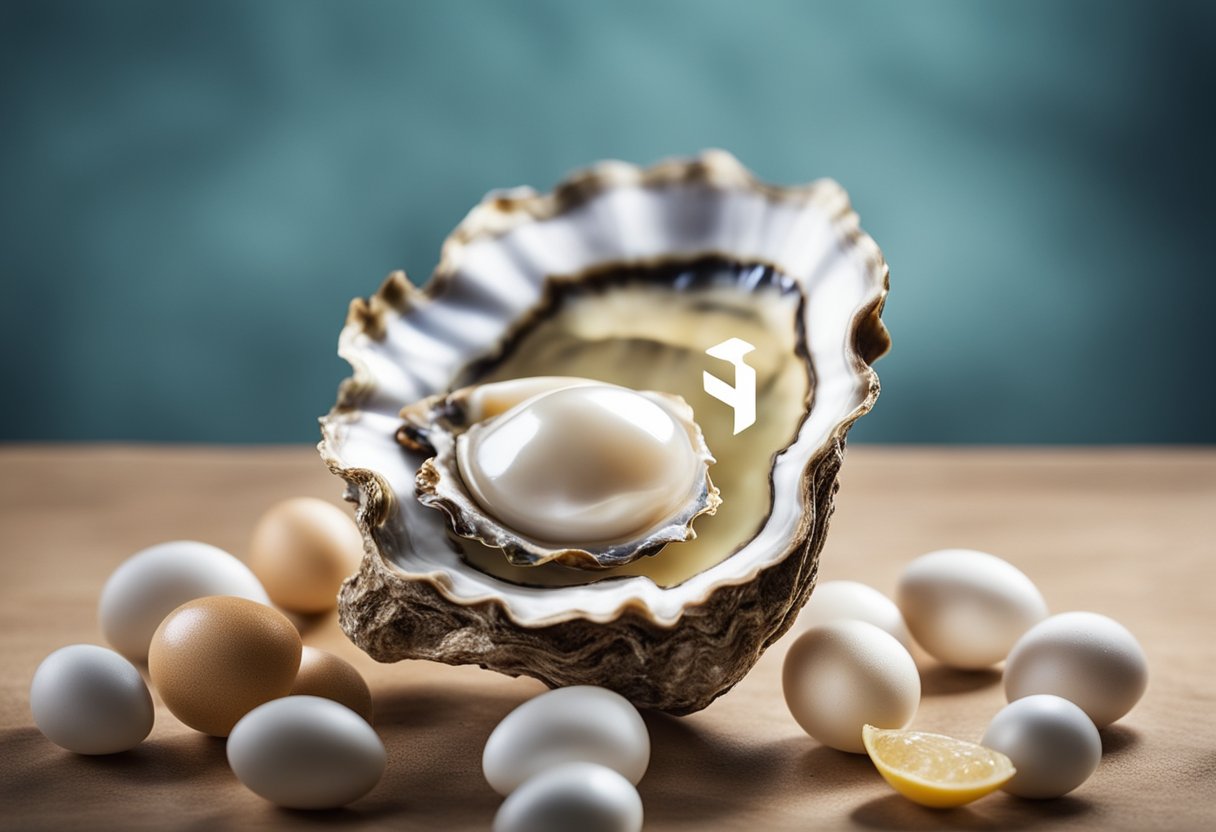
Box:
left=404, top=377, right=720, bottom=569
left=320, top=150, right=890, bottom=713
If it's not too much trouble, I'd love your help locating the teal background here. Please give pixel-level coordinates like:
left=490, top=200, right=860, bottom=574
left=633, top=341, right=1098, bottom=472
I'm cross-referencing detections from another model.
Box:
left=2, top=0, right=1213, bottom=443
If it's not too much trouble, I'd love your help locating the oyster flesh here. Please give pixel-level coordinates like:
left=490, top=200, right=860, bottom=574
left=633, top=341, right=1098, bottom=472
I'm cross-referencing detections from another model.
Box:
left=402, top=376, right=720, bottom=569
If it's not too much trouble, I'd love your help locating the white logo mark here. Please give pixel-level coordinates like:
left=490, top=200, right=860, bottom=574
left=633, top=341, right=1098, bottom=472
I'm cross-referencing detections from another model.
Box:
left=703, top=338, right=757, bottom=435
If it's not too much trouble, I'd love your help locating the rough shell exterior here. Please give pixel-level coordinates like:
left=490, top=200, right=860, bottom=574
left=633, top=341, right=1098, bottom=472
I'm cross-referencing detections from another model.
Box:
left=320, top=150, right=890, bottom=713
left=339, top=443, right=845, bottom=714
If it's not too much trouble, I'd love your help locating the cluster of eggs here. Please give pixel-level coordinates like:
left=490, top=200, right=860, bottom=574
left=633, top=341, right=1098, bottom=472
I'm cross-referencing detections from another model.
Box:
left=484, top=686, right=650, bottom=832
left=28, top=498, right=384, bottom=810
left=29, top=506, right=1148, bottom=818
left=783, top=548, right=1149, bottom=801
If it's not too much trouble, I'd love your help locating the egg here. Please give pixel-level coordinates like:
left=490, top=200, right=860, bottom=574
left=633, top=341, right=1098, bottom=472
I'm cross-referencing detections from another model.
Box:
left=99, top=540, right=270, bottom=662
left=248, top=498, right=363, bottom=614
left=981, top=694, right=1101, bottom=798
left=797, top=580, right=912, bottom=649
left=290, top=646, right=373, bottom=722
left=782, top=620, right=920, bottom=753
left=1004, top=611, right=1147, bottom=727
left=227, top=695, right=386, bottom=809
left=493, top=762, right=643, bottom=832
left=149, top=596, right=301, bottom=736
left=483, top=686, right=650, bottom=796
left=29, top=644, right=154, bottom=755
left=896, top=548, right=1048, bottom=669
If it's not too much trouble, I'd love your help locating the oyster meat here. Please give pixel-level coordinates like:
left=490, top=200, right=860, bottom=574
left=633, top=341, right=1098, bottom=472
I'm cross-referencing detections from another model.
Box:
left=320, top=150, right=890, bottom=713
left=403, top=376, right=720, bottom=569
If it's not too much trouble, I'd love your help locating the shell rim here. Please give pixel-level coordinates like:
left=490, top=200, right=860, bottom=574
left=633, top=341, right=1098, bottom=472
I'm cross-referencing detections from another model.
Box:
left=318, top=149, right=891, bottom=629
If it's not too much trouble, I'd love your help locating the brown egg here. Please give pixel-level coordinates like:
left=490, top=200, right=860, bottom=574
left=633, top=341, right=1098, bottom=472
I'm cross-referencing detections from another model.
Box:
left=290, top=646, right=374, bottom=722
left=248, top=497, right=363, bottom=614
left=149, top=596, right=301, bottom=737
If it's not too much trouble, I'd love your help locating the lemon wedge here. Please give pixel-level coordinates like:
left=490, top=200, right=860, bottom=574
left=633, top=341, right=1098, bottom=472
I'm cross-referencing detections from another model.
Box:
left=862, top=724, right=1015, bottom=808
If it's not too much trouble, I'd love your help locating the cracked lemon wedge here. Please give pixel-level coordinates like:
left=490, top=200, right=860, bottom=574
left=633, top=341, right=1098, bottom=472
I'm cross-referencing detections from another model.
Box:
left=862, top=724, right=1016, bottom=808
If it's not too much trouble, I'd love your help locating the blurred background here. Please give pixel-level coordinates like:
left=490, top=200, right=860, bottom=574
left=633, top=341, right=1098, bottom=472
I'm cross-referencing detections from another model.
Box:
left=2, top=0, right=1213, bottom=444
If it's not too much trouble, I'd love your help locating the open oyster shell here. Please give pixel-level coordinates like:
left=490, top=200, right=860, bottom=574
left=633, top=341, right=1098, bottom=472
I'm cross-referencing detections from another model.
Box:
left=320, top=150, right=890, bottom=713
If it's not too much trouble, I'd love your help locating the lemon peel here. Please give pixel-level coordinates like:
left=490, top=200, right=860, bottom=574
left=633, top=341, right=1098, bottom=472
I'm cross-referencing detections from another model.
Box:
left=862, top=724, right=1015, bottom=808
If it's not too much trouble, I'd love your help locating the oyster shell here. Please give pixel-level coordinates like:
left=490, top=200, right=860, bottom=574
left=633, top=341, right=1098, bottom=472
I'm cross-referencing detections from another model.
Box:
left=320, top=150, right=890, bottom=713
left=403, top=377, right=720, bottom=569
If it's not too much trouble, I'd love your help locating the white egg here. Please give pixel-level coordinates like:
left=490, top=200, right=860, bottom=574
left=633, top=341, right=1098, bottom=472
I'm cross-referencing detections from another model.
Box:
left=896, top=549, right=1048, bottom=669
left=1004, top=611, right=1147, bottom=727
left=99, top=540, right=270, bottom=662
left=797, top=580, right=912, bottom=649
left=493, top=762, right=643, bottom=832
left=30, top=644, right=154, bottom=754
left=981, top=694, right=1101, bottom=798
left=782, top=620, right=920, bottom=754
left=227, top=696, right=386, bottom=809
left=483, top=686, right=650, bottom=796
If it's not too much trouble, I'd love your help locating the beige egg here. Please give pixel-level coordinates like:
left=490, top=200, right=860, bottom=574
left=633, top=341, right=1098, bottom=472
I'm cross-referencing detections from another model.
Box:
left=248, top=498, right=363, bottom=614
left=782, top=620, right=920, bottom=754
left=149, top=596, right=301, bottom=737
left=290, top=646, right=374, bottom=722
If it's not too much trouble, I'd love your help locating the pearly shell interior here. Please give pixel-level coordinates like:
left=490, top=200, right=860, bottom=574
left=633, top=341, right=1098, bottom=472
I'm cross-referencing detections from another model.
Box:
left=450, top=256, right=811, bottom=588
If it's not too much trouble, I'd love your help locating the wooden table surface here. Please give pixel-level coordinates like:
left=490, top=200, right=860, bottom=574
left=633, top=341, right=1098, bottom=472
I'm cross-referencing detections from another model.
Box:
left=1, top=445, right=1213, bottom=831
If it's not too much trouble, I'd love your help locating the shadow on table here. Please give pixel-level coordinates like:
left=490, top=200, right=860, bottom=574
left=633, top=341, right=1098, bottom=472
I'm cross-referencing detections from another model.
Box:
left=851, top=792, right=1093, bottom=830
left=2, top=680, right=1111, bottom=830
left=377, top=689, right=889, bottom=825
left=919, top=665, right=1002, bottom=697
left=0, top=725, right=226, bottom=788
left=1100, top=723, right=1140, bottom=757
left=640, top=711, right=881, bottom=823
left=639, top=712, right=787, bottom=821
left=793, top=742, right=879, bottom=788
left=344, top=682, right=525, bottom=827
left=281, top=608, right=334, bottom=637
left=164, top=681, right=499, bottom=832
left=0, top=726, right=232, bottom=830
left=0, top=682, right=520, bottom=830
left=176, top=803, right=409, bottom=832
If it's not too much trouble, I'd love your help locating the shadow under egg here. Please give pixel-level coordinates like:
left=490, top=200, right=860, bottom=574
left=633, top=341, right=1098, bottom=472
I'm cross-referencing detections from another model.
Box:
left=919, top=665, right=1003, bottom=697
left=851, top=791, right=1094, bottom=831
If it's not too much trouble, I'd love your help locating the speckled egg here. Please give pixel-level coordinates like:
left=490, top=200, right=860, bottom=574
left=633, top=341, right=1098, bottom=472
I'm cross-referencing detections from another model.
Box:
left=149, top=596, right=301, bottom=736
left=248, top=498, right=363, bottom=614
left=290, top=646, right=373, bottom=723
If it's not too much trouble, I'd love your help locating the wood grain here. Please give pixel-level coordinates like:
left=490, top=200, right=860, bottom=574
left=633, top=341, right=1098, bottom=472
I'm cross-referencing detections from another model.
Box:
left=1, top=445, right=1213, bottom=830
